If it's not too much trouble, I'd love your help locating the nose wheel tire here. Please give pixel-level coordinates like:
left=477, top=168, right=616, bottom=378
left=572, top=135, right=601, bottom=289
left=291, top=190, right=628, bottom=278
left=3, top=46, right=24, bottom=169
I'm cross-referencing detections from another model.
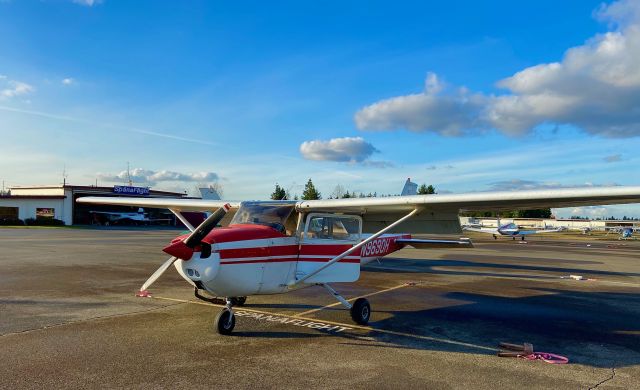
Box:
left=214, top=309, right=236, bottom=335
left=350, top=298, right=371, bottom=325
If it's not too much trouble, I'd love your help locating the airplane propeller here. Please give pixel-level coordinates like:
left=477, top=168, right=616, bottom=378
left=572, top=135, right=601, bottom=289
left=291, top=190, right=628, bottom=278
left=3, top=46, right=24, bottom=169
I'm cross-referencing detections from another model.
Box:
left=137, top=203, right=231, bottom=296
left=140, top=256, right=178, bottom=292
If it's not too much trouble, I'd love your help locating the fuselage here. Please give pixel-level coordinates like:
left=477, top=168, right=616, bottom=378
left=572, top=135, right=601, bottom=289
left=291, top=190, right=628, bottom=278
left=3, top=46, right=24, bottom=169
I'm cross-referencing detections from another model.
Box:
left=170, top=223, right=409, bottom=297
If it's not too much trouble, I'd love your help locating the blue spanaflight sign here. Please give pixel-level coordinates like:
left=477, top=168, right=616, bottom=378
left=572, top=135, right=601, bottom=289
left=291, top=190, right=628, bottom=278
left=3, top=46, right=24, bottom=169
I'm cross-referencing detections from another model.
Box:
left=113, top=185, right=150, bottom=196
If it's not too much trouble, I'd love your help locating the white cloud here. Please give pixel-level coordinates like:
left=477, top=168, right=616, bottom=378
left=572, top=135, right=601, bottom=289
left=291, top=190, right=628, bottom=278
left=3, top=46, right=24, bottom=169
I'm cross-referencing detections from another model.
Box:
left=62, top=78, right=74, bottom=85
left=97, top=168, right=218, bottom=185
left=0, top=78, right=34, bottom=99
left=565, top=206, right=610, bottom=218
left=355, top=73, right=487, bottom=136
left=355, top=0, right=640, bottom=138
left=487, top=179, right=620, bottom=192
left=72, top=0, right=102, bottom=6
left=300, top=136, right=379, bottom=163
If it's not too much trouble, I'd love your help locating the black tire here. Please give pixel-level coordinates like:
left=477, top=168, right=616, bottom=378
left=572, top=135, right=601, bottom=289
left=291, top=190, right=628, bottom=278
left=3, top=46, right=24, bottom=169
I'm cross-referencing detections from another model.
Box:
left=230, top=296, right=247, bottom=306
left=214, top=309, right=235, bottom=335
left=350, top=298, right=371, bottom=325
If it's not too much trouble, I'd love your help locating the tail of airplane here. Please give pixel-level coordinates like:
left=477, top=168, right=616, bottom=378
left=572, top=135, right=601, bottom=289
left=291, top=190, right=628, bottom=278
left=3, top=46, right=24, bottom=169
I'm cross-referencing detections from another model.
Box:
left=401, top=178, right=418, bottom=196
left=199, top=186, right=221, bottom=200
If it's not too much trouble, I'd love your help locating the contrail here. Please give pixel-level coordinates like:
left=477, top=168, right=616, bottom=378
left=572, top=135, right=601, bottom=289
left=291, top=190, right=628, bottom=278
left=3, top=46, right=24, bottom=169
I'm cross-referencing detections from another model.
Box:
left=0, top=105, right=218, bottom=146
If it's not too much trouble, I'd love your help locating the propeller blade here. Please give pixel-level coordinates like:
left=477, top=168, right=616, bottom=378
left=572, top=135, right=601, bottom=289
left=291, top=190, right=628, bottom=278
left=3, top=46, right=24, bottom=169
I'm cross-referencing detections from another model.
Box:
left=144, top=204, right=232, bottom=293
left=140, top=256, right=177, bottom=292
left=183, top=203, right=231, bottom=248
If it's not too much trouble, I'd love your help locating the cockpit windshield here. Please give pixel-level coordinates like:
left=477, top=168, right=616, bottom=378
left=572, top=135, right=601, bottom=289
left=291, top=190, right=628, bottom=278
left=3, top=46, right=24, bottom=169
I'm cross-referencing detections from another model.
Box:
left=230, top=201, right=296, bottom=234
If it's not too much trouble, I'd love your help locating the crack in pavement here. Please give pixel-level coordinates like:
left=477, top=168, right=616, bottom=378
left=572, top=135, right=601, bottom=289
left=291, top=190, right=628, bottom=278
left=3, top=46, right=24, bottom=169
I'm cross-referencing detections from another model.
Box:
left=0, top=302, right=185, bottom=338
left=588, top=367, right=616, bottom=390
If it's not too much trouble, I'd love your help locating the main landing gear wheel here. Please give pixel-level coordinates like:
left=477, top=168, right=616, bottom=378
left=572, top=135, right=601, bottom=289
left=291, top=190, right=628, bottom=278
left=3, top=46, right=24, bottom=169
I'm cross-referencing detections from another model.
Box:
left=214, top=309, right=235, bottom=335
left=350, top=298, right=371, bottom=325
left=229, top=296, right=247, bottom=306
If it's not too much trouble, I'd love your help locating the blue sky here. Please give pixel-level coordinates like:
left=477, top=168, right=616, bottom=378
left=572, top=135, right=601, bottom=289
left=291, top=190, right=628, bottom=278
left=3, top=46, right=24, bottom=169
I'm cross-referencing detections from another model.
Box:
left=0, top=0, right=639, bottom=218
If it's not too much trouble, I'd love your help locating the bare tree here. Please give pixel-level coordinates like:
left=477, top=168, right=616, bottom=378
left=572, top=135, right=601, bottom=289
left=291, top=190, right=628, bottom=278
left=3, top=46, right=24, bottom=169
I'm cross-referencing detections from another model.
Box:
left=331, top=184, right=346, bottom=199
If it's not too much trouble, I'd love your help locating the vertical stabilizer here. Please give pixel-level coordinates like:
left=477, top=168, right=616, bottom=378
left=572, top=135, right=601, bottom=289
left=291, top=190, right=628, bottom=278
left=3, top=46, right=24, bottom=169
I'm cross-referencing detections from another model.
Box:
left=199, top=186, right=221, bottom=200
left=401, top=178, right=418, bottom=196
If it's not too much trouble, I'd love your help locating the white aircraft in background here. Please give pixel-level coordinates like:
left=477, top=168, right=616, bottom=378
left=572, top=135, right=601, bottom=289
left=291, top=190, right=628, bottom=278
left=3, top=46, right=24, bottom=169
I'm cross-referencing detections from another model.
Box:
left=463, top=218, right=563, bottom=240
left=90, top=208, right=171, bottom=226
left=78, top=185, right=640, bottom=335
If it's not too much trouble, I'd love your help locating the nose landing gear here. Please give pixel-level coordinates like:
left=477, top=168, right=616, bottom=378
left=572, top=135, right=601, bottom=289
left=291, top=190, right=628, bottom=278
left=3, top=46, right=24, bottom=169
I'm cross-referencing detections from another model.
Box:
left=214, top=298, right=236, bottom=335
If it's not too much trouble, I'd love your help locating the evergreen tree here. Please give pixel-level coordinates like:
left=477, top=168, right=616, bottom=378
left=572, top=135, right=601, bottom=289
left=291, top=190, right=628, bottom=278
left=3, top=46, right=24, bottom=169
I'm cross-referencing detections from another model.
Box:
left=270, top=183, right=287, bottom=200
left=417, top=184, right=436, bottom=194
left=301, top=179, right=321, bottom=200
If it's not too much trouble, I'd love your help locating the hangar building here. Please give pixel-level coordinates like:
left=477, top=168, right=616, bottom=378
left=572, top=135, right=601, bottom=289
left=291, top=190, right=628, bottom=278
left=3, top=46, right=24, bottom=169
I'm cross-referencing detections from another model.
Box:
left=0, top=184, right=188, bottom=226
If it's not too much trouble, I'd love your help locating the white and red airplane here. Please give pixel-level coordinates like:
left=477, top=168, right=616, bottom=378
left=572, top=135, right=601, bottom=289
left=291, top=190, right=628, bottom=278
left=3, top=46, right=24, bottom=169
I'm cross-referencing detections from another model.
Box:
left=78, top=186, right=640, bottom=334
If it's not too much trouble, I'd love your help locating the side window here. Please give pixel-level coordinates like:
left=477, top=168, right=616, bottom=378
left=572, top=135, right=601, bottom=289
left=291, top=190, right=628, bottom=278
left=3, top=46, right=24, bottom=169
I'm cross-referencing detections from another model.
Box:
left=305, top=215, right=361, bottom=241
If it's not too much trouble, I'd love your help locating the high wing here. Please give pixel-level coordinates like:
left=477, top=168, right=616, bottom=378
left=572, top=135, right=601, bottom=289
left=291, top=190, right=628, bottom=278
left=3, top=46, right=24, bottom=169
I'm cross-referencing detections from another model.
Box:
left=78, top=186, right=640, bottom=234
left=461, top=226, right=499, bottom=234
left=296, top=186, right=640, bottom=233
left=518, top=228, right=564, bottom=235
left=79, top=197, right=241, bottom=212
left=78, top=198, right=242, bottom=227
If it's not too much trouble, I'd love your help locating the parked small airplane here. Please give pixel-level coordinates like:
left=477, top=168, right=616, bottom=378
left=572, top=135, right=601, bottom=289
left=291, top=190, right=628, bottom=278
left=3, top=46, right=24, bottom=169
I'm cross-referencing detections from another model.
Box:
left=90, top=208, right=171, bottom=226
left=463, top=218, right=563, bottom=240
left=78, top=185, right=640, bottom=334
left=619, top=227, right=635, bottom=240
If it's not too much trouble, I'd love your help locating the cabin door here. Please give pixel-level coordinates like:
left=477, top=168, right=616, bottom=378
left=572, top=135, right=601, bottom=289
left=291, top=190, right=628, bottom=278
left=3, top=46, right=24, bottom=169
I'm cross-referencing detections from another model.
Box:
left=295, top=214, right=362, bottom=284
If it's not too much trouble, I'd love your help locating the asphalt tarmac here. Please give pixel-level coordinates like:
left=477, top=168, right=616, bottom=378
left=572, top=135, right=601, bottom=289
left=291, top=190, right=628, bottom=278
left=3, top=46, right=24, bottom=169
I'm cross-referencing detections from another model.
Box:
left=1, top=228, right=639, bottom=389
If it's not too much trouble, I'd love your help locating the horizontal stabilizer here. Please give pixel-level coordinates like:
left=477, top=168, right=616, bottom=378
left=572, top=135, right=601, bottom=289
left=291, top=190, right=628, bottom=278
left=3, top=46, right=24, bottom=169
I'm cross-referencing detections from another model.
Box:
left=396, top=238, right=473, bottom=249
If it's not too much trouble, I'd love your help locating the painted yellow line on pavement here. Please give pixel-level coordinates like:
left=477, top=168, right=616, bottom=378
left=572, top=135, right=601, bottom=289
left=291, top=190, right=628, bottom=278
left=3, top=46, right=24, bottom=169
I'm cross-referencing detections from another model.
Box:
left=294, top=283, right=413, bottom=317
left=153, top=295, right=496, bottom=352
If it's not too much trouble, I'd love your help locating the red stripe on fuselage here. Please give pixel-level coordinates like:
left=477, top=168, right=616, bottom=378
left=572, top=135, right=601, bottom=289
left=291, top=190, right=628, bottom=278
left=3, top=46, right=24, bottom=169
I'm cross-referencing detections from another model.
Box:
left=299, top=244, right=354, bottom=256
left=218, top=244, right=355, bottom=260
left=218, top=245, right=298, bottom=259
left=220, top=257, right=360, bottom=265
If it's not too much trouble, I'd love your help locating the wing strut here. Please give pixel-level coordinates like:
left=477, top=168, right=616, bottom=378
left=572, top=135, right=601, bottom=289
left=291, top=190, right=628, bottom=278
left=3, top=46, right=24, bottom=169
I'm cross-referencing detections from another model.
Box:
left=169, top=208, right=195, bottom=232
left=289, top=208, right=421, bottom=287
